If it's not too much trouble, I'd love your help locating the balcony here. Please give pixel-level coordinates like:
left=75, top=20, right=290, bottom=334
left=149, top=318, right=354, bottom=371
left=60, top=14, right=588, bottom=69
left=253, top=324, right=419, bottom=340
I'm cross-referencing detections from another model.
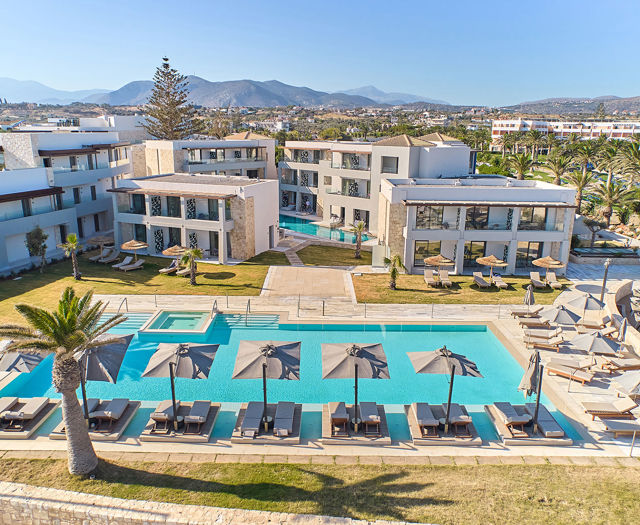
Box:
left=280, top=175, right=298, bottom=185
left=326, top=190, right=370, bottom=199
left=330, top=162, right=370, bottom=171
left=188, top=156, right=264, bottom=166
left=48, top=162, right=130, bottom=187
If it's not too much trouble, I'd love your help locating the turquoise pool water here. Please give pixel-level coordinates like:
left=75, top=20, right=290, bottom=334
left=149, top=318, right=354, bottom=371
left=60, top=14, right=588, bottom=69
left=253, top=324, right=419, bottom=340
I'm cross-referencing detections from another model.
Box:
left=1, top=316, right=581, bottom=442
left=279, top=214, right=370, bottom=244
left=146, top=311, right=209, bottom=331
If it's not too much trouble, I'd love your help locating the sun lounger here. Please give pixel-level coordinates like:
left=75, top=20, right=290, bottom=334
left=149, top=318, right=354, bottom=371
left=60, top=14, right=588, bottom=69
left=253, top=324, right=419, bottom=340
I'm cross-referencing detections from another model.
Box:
left=530, top=271, right=546, bottom=289
left=424, top=271, right=438, bottom=287
left=89, top=247, right=113, bottom=262
left=602, top=357, right=640, bottom=374
left=158, top=259, right=178, bottom=275
left=177, top=267, right=193, bottom=277
left=492, top=274, right=508, bottom=289
left=118, top=259, right=145, bottom=272
left=473, top=272, right=490, bottom=289
left=412, top=403, right=439, bottom=437
left=582, top=397, right=637, bottom=421
left=273, top=401, right=296, bottom=437
left=0, top=397, right=18, bottom=416
left=576, top=314, right=610, bottom=331
left=240, top=401, right=265, bottom=437
left=524, top=403, right=565, bottom=438
left=518, top=317, right=550, bottom=328
left=511, top=305, right=544, bottom=318
left=527, top=336, right=564, bottom=351
left=359, top=402, right=381, bottom=436
left=2, top=397, right=49, bottom=431
left=493, top=402, right=532, bottom=437
left=439, top=270, right=452, bottom=288
left=523, top=326, right=563, bottom=340
left=150, top=400, right=184, bottom=432
left=329, top=401, right=349, bottom=437
left=91, top=398, right=130, bottom=432
left=112, top=256, right=132, bottom=269
left=597, top=417, right=640, bottom=438
left=99, top=250, right=120, bottom=264
left=546, top=271, right=563, bottom=290
left=446, top=403, right=473, bottom=437
left=546, top=362, right=595, bottom=384
left=183, top=400, right=211, bottom=434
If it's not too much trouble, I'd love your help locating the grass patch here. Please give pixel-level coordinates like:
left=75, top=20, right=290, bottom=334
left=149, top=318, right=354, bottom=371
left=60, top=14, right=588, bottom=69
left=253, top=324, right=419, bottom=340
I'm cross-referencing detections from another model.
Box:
left=0, top=250, right=288, bottom=323
left=297, top=245, right=372, bottom=266
left=353, top=274, right=568, bottom=304
left=1, top=459, right=639, bottom=524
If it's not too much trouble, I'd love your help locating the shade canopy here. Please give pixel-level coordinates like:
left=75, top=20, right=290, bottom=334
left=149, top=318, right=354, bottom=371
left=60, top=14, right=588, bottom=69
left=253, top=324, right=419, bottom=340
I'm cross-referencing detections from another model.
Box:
left=613, top=372, right=640, bottom=398
left=0, top=351, right=44, bottom=373
left=407, top=346, right=482, bottom=378
left=540, top=305, right=581, bottom=325
left=423, top=254, right=454, bottom=267
left=565, top=293, right=605, bottom=313
left=87, top=235, right=114, bottom=247
left=75, top=334, right=134, bottom=384
left=232, top=341, right=301, bottom=380
left=476, top=255, right=508, bottom=268
left=524, top=285, right=535, bottom=306
left=121, top=239, right=148, bottom=251
left=321, top=343, right=389, bottom=380
left=569, top=332, right=620, bottom=356
left=518, top=351, right=541, bottom=398
left=162, top=245, right=187, bottom=257
left=142, top=342, right=218, bottom=380
left=532, top=256, right=565, bottom=269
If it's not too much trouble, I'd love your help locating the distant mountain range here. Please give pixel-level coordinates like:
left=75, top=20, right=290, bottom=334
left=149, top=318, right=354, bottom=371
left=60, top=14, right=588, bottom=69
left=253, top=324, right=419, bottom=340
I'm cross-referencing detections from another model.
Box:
left=0, top=77, right=109, bottom=105
left=503, top=95, right=640, bottom=115
left=340, top=85, right=449, bottom=105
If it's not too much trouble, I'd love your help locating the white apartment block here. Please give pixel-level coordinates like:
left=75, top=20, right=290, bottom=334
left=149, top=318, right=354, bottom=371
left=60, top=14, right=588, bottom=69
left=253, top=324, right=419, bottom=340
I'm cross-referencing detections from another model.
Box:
left=140, top=133, right=277, bottom=180
left=278, top=133, right=477, bottom=235
left=491, top=118, right=640, bottom=147
left=0, top=131, right=133, bottom=275
left=110, top=174, right=279, bottom=263
left=378, top=177, right=576, bottom=275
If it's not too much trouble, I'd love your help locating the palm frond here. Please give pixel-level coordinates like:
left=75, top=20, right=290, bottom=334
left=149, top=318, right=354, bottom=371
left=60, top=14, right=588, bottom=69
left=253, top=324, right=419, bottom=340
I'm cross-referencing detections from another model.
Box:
left=0, top=325, right=41, bottom=340
left=3, top=339, right=57, bottom=353
left=13, top=304, right=59, bottom=337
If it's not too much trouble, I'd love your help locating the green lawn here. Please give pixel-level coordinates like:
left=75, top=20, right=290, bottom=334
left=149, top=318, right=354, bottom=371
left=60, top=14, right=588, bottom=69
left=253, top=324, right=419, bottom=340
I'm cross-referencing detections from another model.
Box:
left=0, top=250, right=289, bottom=323
left=353, top=274, right=568, bottom=304
left=1, top=459, right=638, bottom=525
left=297, top=245, right=372, bottom=266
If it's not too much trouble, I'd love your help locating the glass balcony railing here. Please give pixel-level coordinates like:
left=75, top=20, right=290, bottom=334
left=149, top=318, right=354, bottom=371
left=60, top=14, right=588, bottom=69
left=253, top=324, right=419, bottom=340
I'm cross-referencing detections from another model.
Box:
left=330, top=162, right=370, bottom=171
left=188, top=156, right=264, bottom=165
left=51, top=160, right=127, bottom=173
left=326, top=190, right=370, bottom=199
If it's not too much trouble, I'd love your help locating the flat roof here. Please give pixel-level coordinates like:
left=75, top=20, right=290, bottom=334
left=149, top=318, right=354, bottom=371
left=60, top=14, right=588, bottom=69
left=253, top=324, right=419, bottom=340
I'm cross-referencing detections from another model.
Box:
left=38, top=141, right=130, bottom=156
left=402, top=199, right=575, bottom=208
left=144, top=174, right=264, bottom=187
left=108, top=187, right=236, bottom=199
left=0, top=187, right=63, bottom=204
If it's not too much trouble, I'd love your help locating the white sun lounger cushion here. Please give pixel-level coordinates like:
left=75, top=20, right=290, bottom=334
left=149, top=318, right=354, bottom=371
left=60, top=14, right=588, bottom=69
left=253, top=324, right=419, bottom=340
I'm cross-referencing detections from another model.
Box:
left=329, top=402, right=348, bottom=420
left=494, top=402, right=532, bottom=425
left=413, top=403, right=439, bottom=427
left=184, top=401, right=210, bottom=425
left=91, top=398, right=128, bottom=420
left=274, top=401, right=295, bottom=436
left=524, top=403, right=564, bottom=438
left=0, top=397, right=19, bottom=415
left=241, top=401, right=264, bottom=432
left=150, top=400, right=181, bottom=421
left=359, top=402, right=380, bottom=423
left=446, top=403, right=472, bottom=424
left=3, top=397, right=48, bottom=421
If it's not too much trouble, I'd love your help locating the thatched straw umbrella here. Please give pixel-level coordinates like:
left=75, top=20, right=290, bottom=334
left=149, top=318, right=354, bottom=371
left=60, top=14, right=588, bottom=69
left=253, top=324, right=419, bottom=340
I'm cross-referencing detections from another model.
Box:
left=475, top=254, right=507, bottom=281
left=121, top=239, right=149, bottom=261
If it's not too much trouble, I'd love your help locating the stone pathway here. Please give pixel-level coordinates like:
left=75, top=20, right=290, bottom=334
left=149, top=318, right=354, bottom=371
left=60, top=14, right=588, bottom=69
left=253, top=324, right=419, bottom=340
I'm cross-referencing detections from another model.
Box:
left=567, top=264, right=640, bottom=281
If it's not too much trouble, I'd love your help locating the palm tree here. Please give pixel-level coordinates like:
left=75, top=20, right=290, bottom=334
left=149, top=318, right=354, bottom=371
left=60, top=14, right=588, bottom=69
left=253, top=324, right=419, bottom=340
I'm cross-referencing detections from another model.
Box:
left=593, top=179, right=635, bottom=226
left=526, top=130, right=545, bottom=161
left=572, top=142, right=598, bottom=179
left=0, top=288, right=126, bottom=475
left=497, top=134, right=513, bottom=158
left=596, top=145, right=620, bottom=186
left=181, top=247, right=203, bottom=286
left=59, top=233, right=82, bottom=280
left=564, top=169, right=596, bottom=214
left=546, top=153, right=572, bottom=186
left=507, top=153, right=533, bottom=180
left=618, top=141, right=640, bottom=183
left=349, top=221, right=366, bottom=259
left=544, top=134, right=558, bottom=156
left=565, top=132, right=583, bottom=148
left=383, top=255, right=406, bottom=290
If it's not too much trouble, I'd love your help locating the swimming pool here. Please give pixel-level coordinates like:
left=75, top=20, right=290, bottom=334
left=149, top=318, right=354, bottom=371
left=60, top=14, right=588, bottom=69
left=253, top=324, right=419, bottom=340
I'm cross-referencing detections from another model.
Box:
left=144, top=311, right=210, bottom=331
left=1, top=316, right=581, bottom=441
left=279, top=214, right=370, bottom=244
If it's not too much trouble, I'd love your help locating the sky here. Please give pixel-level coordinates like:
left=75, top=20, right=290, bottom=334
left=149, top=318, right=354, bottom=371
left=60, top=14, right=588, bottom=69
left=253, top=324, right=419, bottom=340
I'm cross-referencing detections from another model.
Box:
left=2, top=0, right=638, bottom=106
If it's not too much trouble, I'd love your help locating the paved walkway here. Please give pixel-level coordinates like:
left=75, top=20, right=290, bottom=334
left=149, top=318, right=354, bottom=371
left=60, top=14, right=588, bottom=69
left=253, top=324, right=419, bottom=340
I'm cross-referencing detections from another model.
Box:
left=260, top=267, right=354, bottom=300
left=567, top=263, right=640, bottom=281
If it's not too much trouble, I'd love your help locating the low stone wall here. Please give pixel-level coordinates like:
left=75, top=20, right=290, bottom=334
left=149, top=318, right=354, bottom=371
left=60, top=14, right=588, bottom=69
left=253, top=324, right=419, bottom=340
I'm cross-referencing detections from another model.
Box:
left=605, top=279, right=640, bottom=354
left=0, top=481, right=415, bottom=525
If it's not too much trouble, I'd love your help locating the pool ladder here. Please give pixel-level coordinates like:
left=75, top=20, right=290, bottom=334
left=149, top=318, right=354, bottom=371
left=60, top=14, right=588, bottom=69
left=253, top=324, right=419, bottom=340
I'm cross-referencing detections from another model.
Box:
left=245, top=299, right=251, bottom=326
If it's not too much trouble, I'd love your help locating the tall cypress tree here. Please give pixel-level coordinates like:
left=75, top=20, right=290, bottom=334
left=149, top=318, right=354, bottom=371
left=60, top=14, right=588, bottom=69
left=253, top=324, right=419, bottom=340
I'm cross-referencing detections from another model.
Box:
left=143, top=57, right=203, bottom=139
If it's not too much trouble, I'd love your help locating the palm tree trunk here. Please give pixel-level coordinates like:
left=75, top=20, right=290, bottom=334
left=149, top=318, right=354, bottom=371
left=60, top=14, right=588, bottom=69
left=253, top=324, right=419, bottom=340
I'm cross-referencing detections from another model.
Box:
left=355, top=234, right=361, bottom=259
left=71, top=251, right=81, bottom=280
left=576, top=191, right=582, bottom=215
left=53, top=357, right=98, bottom=475
left=607, top=169, right=613, bottom=186
left=190, top=260, right=197, bottom=286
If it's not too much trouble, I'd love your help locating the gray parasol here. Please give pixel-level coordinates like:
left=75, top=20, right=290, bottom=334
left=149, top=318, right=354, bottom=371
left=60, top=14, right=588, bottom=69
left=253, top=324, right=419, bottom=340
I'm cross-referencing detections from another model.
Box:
left=518, top=351, right=544, bottom=433
left=232, top=341, right=301, bottom=425
left=322, top=343, right=389, bottom=429
left=565, top=293, right=605, bottom=313
left=143, top=342, right=219, bottom=430
left=540, top=305, right=581, bottom=325
left=613, top=372, right=640, bottom=398
left=569, top=332, right=620, bottom=356
left=523, top=285, right=535, bottom=307
left=407, top=346, right=482, bottom=433
left=0, top=350, right=44, bottom=373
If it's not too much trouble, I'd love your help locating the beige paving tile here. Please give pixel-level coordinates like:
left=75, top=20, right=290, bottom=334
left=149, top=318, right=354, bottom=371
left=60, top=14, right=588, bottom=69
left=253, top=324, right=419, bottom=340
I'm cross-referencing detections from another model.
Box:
left=499, top=456, right=524, bottom=465
left=238, top=454, right=263, bottom=463
left=287, top=455, right=312, bottom=464
left=168, top=453, right=193, bottom=463
left=335, top=455, right=358, bottom=465
left=569, top=456, right=595, bottom=466
left=523, top=456, right=548, bottom=465
left=190, top=453, right=218, bottom=463
left=592, top=457, right=621, bottom=467
left=358, top=456, right=383, bottom=465
left=453, top=456, right=478, bottom=465
left=215, top=454, right=243, bottom=463
left=476, top=456, right=501, bottom=465
left=115, top=452, right=147, bottom=462
left=429, top=456, right=454, bottom=465
left=263, top=455, right=288, bottom=464
left=617, top=457, right=640, bottom=467
left=141, top=453, right=170, bottom=463
left=311, top=456, right=334, bottom=464
left=98, top=452, right=124, bottom=462
left=547, top=456, right=573, bottom=465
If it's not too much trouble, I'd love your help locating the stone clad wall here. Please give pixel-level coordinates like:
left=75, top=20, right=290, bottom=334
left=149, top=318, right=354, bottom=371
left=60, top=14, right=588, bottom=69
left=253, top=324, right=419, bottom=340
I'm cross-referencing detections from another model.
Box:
left=386, top=202, right=406, bottom=260
left=229, top=197, right=255, bottom=260
left=0, top=481, right=406, bottom=525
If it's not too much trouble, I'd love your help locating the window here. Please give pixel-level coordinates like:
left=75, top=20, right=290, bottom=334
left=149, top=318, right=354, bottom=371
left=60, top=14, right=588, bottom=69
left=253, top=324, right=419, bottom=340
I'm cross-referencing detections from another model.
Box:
left=518, top=207, right=547, bottom=230
left=168, top=227, right=181, bottom=247
left=413, top=241, right=441, bottom=267
left=58, top=224, right=67, bottom=242
left=166, top=196, right=181, bottom=218
left=73, top=188, right=81, bottom=204
left=43, top=158, right=52, bottom=168
left=93, top=214, right=100, bottom=232
left=415, top=206, right=444, bottom=229
left=224, top=199, right=232, bottom=220
left=465, top=206, right=489, bottom=230
left=55, top=193, right=63, bottom=210
left=90, top=185, right=97, bottom=201
left=381, top=156, right=398, bottom=174
left=324, top=176, right=332, bottom=186
left=516, top=241, right=542, bottom=267
left=134, top=224, right=147, bottom=242
left=70, top=156, right=78, bottom=171
left=464, top=241, right=486, bottom=267
left=76, top=218, right=84, bottom=239
left=234, top=150, right=242, bottom=159
left=21, top=199, right=32, bottom=217
left=208, top=199, right=219, bottom=221
left=131, top=194, right=146, bottom=214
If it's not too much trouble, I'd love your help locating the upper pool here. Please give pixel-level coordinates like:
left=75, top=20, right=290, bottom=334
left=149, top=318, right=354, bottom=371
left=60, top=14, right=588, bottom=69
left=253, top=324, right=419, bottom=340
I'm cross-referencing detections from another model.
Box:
left=279, top=214, right=370, bottom=244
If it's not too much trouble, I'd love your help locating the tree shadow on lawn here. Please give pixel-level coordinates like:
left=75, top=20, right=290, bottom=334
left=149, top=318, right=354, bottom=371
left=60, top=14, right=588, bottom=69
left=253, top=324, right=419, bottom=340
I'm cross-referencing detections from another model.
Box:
left=92, top=461, right=452, bottom=520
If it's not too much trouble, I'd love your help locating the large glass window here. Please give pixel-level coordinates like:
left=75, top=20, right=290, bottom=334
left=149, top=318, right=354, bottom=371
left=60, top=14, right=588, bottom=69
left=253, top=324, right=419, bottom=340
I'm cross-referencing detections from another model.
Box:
left=464, top=241, right=486, bottom=267
left=224, top=199, right=232, bottom=220
left=413, top=241, right=441, bottom=267
left=381, top=156, right=398, bottom=174
left=168, top=227, right=181, bottom=247
left=134, top=224, right=147, bottom=242
left=516, top=241, right=542, bottom=267
left=166, top=196, right=181, bottom=218
left=465, top=206, right=489, bottom=230
left=131, top=194, right=146, bottom=214
left=415, top=206, right=444, bottom=230
left=519, top=207, right=547, bottom=230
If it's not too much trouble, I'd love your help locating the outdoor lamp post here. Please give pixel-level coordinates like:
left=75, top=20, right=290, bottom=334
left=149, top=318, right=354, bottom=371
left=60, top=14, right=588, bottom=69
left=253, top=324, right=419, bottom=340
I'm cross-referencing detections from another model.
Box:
left=600, top=257, right=612, bottom=302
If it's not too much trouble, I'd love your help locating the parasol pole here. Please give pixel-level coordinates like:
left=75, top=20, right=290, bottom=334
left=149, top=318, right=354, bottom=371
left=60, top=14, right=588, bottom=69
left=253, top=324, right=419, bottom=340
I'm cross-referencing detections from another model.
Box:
left=80, top=356, right=90, bottom=424
left=262, top=362, right=268, bottom=430
left=533, top=351, right=542, bottom=435
left=444, top=364, right=456, bottom=434
left=169, top=362, right=178, bottom=431
left=354, top=362, right=359, bottom=432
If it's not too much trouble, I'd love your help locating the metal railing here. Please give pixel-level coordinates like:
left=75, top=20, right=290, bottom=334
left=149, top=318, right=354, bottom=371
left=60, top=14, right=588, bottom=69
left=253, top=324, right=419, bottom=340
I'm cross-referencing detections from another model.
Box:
left=211, top=300, right=218, bottom=318
left=116, top=297, right=128, bottom=314
left=245, top=299, right=251, bottom=326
